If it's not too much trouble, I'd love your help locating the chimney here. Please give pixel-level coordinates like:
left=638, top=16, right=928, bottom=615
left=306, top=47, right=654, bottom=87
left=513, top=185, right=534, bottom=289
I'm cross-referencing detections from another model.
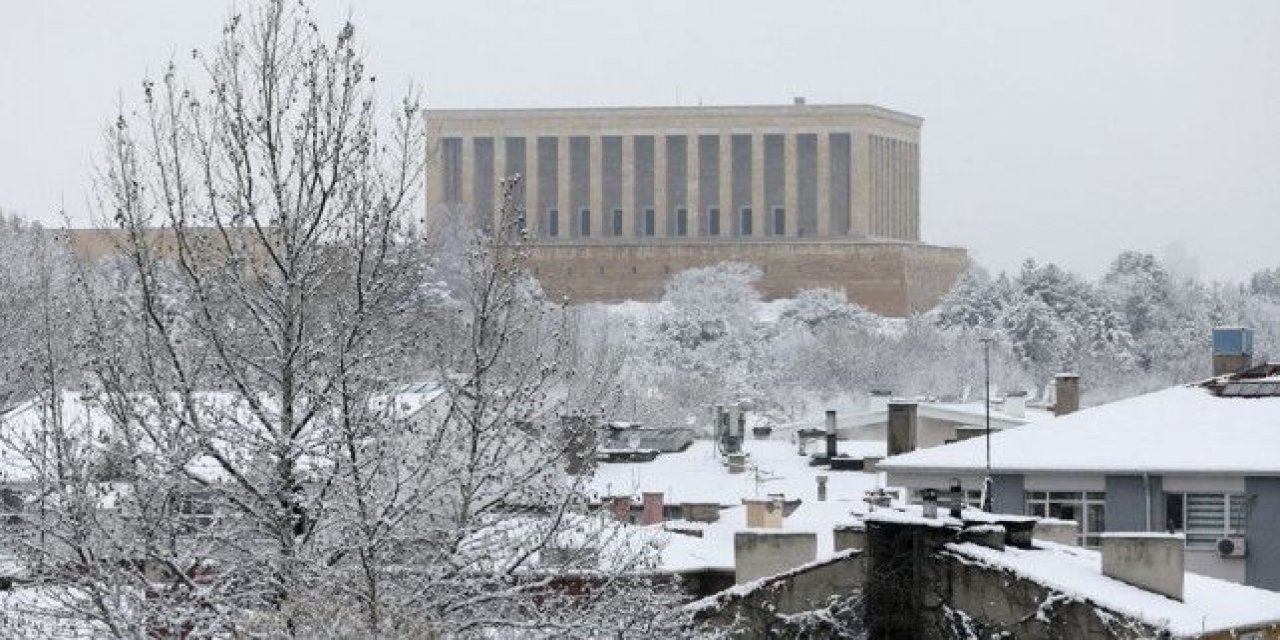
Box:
left=641, top=492, right=664, bottom=525
left=1053, top=374, right=1080, bottom=417
left=742, top=497, right=785, bottom=529
left=1003, top=391, right=1026, bottom=419
left=1101, top=533, right=1185, bottom=601
left=1212, top=327, right=1254, bottom=376
left=886, top=402, right=918, bottom=456
left=816, top=475, right=828, bottom=502
left=727, top=453, right=747, bottom=474
left=607, top=495, right=633, bottom=523
left=825, top=410, right=838, bottom=459
left=793, top=96, right=806, bottom=105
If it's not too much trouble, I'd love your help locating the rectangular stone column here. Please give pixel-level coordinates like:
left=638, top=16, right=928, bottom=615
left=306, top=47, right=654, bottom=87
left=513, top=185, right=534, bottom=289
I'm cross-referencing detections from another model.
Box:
left=492, top=136, right=507, bottom=232
left=852, top=131, right=871, bottom=237
left=460, top=136, right=475, bottom=222
left=816, top=132, right=831, bottom=237
left=590, top=136, right=603, bottom=239
left=910, top=142, right=920, bottom=240
left=654, top=134, right=668, bottom=237
left=557, top=136, right=571, bottom=237
left=750, top=132, right=765, bottom=238
left=784, top=133, right=798, bottom=237
left=425, top=136, right=445, bottom=230
left=621, top=135, right=635, bottom=238
left=687, top=131, right=700, bottom=237
left=718, top=132, right=732, bottom=235
left=525, top=138, right=540, bottom=238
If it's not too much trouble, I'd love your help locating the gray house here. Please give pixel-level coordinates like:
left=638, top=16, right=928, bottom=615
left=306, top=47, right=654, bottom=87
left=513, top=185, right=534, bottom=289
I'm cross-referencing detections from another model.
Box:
left=879, top=362, right=1280, bottom=590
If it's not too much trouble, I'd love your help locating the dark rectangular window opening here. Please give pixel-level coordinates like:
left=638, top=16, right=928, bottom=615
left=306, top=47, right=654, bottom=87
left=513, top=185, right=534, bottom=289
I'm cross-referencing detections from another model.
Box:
left=611, top=209, right=624, bottom=236
left=644, top=208, right=656, bottom=236
left=676, top=208, right=689, bottom=236
left=708, top=207, right=721, bottom=236
left=548, top=209, right=559, bottom=237
left=772, top=207, right=785, bottom=235
left=579, top=208, right=591, bottom=237
left=739, top=207, right=753, bottom=236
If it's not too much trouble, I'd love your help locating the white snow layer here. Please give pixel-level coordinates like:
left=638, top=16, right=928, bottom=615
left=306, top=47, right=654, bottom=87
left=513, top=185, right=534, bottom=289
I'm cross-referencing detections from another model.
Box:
left=947, top=541, right=1280, bottom=636
left=879, top=384, right=1280, bottom=475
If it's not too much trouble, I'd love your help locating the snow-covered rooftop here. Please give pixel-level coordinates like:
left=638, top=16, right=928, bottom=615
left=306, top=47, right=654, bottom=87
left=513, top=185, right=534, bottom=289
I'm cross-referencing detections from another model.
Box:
left=589, top=439, right=886, bottom=571
left=879, top=383, right=1280, bottom=475
left=946, top=541, right=1280, bottom=636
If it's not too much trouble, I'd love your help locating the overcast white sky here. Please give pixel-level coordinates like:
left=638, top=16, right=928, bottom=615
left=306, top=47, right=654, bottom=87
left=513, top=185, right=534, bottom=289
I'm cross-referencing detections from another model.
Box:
left=2, top=1, right=1278, bottom=281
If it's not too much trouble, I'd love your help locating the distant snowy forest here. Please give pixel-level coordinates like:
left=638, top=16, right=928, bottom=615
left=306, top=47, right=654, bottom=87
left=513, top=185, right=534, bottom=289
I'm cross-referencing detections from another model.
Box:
left=571, top=253, right=1280, bottom=433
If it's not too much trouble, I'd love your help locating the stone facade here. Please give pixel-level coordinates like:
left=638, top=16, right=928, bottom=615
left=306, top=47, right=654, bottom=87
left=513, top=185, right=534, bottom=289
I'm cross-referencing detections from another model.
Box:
left=523, top=239, right=967, bottom=316
left=427, top=103, right=967, bottom=315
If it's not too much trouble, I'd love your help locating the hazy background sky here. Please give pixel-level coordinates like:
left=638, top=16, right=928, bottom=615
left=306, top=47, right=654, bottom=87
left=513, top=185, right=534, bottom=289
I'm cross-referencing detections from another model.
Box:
left=2, top=1, right=1278, bottom=281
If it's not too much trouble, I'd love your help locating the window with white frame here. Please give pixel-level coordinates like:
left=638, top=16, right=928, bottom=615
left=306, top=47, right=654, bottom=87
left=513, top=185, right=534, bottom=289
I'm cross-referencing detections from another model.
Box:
left=1164, top=492, right=1246, bottom=548
left=1025, top=491, right=1106, bottom=547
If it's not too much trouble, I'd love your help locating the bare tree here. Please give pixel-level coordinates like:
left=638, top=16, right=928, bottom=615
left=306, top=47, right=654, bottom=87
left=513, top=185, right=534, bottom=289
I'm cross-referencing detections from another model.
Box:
left=0, top=2, right=698, bottom=637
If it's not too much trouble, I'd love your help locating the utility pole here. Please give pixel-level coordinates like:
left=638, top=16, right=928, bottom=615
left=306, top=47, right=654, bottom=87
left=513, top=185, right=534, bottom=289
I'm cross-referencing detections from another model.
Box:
left=980, top=335, right=994, bottom=511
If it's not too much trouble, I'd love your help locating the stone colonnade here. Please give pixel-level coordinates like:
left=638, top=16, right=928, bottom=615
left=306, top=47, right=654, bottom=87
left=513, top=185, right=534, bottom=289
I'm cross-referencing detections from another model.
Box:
left=426, top=105, right=921, bottom=243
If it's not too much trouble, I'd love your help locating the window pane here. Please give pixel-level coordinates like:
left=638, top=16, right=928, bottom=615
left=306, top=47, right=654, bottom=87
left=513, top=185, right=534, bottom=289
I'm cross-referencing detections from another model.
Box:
left=1086, top=504, right=1105, bottom=533
left=1228, top=495, right=1246, bottom=533
left=1026, top=491, right=1046, bottom=500
left=1049, top=492, right=1082, bottom=501
left=1048, top=503, right=1078, bottom=522
left=1164, top=493, right=1184, bottom=532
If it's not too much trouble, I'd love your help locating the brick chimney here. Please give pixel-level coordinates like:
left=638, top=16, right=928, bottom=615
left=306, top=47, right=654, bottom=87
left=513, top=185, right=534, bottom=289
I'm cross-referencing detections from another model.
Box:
left=641, top=492, right=664, bottom=525
left=1053, top=374, right=1080, bottom=417
left=1212, top=327, right=1254, bottom=376
left=607, top=495, right=633, bottom=523
left=743, top=496, right=785, bottom=528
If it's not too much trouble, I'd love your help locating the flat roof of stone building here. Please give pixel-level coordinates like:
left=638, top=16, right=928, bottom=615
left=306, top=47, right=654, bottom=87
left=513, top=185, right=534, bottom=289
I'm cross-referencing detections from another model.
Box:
left=426, top=103, right=923, bottom=133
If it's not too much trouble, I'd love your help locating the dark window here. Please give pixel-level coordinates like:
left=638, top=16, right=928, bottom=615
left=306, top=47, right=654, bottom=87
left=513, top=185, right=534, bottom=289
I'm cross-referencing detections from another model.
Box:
left=547, top=209, right=559, bottom=237
left=579, top=208, right=591, bottom=237
left=772, top=207, right=785, bottom=235
left=611, top=209, right=623, bottom=236
left=740, top=207, right=753, bottom=236
left=708, top=207, right=721, bottom=235
left=676, top=208, right=688, bottom=236
left=644, top=208, right=655, bottom=236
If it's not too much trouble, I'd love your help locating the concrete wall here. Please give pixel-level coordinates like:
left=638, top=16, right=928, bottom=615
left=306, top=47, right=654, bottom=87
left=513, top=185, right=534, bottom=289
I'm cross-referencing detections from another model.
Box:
left=1101, top=534, right=1185, bottom=601
left=990, top=474, right=1026, bottom=515
left=522, top=240, right=967, bottom=316
left=1104, top=475, right=1163, bottom=532
left=734, top=531, right=817, bottom=584
left=1246, top=476, right=1280, bottom=591
left=693, top=550, right=866, bottom=636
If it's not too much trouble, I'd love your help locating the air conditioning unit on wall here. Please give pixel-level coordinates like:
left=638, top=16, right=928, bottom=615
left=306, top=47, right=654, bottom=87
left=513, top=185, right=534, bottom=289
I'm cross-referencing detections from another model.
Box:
left=1217, top=536, right=1247, bottom=558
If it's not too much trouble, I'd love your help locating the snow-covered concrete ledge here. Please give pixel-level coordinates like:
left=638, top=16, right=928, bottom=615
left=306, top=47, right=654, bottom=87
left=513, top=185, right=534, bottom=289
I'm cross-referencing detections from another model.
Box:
left=945, top=540, right=1280, bottom=638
